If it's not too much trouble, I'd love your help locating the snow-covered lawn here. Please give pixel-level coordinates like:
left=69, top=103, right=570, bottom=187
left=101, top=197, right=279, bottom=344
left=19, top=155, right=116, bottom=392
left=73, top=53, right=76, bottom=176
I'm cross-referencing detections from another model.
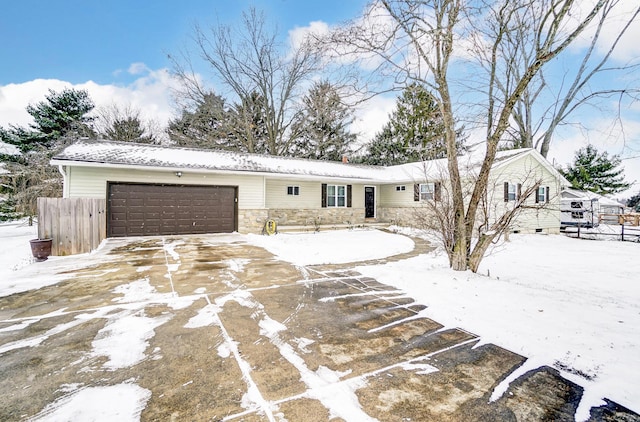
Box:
left=252, top=228, right=640, bottom=420
left=1, top=223, right=638, bottom=420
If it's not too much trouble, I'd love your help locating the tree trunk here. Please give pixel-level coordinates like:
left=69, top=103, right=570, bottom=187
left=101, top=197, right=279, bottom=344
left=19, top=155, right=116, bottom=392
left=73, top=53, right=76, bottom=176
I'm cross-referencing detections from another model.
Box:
left=468, top=233, right=497, bottom=273
left=451, top=237, right=468, bottom=271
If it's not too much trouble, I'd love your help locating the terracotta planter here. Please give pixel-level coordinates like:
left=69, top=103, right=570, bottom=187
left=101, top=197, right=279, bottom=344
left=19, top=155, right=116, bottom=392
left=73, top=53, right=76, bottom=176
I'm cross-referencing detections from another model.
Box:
left=30, top=238, right=53, bottom=262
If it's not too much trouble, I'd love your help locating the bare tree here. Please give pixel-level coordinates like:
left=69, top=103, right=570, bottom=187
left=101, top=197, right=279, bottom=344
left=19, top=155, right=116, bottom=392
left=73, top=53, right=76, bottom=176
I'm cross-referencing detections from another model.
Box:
left=326, top=0, right=608, bottom=271
left=499, top=1, right=640, bottom=157
left=96, top=103, right=158, bottom=144
left=170, top=8, right=320, bottom=156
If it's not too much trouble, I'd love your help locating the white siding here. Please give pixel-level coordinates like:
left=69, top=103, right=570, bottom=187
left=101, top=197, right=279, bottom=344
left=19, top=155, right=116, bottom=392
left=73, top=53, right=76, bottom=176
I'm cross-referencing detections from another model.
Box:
left=379, top=183, right=423, bottom=207
left=265, top=178, right=367, bottom=209
left=265, top=179, right=320, bottom=208
left=488, top=154, right=561, bottom=231
left=66, top=166, right=265, bottom=209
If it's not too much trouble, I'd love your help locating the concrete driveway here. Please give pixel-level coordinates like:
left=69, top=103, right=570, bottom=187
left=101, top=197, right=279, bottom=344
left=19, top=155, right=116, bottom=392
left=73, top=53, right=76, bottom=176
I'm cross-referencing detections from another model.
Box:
left=0, top=234, right=635, bottom=421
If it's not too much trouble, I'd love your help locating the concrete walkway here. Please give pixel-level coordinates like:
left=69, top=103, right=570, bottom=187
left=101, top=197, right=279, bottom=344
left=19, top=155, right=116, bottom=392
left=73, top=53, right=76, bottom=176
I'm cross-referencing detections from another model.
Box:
left=0, top=234, right=636, bottom=421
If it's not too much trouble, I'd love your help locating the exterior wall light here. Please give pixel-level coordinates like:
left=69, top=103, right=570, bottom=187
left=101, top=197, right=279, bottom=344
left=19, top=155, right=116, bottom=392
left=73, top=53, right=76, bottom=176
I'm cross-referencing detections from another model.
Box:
left=175, top=171, right=182, bottom=177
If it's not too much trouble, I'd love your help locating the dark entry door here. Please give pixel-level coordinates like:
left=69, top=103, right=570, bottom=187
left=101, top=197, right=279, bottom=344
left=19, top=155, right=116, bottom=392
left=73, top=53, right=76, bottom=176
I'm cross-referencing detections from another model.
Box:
left=365, top=187, right=375, bottom=218
left=108, top=183, right=237, bottom=237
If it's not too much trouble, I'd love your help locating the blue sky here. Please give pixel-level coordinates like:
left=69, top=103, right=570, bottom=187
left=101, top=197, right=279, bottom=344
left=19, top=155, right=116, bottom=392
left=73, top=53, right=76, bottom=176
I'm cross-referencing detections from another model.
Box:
left=0, top=0, right=366, bottom=85
left=1, top=1, right=639, bottom=196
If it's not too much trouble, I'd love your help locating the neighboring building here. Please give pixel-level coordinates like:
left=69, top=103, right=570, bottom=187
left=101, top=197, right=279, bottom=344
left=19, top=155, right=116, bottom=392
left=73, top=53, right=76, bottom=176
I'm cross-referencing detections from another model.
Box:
left=50, top=139, right=568, bottom=239
left=560, top=188, right=600, bottom=228
left=560, top=188, right=626, bottom=227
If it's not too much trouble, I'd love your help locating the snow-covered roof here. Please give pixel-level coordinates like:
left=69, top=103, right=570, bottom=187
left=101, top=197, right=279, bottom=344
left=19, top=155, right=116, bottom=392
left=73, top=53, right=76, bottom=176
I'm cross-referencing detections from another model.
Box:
left=51, top=139, right=562, bottom=184
left=51, top=139, right=387, bottom=182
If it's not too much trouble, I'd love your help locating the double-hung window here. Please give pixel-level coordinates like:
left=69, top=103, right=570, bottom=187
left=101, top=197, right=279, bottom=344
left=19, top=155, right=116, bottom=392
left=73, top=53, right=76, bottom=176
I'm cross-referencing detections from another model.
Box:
left=537, top=186, right=546, bottom=203
left=419, top=183, right=435, bottom=201
left=535, top=186, right=550, bottom=203
left=327, top=185, right=346, bottom=207
left=504, top=182, right=520, bottom=202
left=287, top=186, right=300, bottom=196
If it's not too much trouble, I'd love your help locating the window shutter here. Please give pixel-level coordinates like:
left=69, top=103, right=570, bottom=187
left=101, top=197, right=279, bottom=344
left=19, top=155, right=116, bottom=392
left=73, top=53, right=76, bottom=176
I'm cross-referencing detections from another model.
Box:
left=414, top=184, right=420, bottom=202
left=535, top=187, right=540, bottom=204
left=347, top=185, right=352, bottom=208
left=517, top=184, right=522, bottom=201
left=504, top=182, right=509, bottom=202
left=321, top=184, right=327, bottom=208
left=434, top=182, right=442, bottom=201
left=546, top=186, right=550, bottom=203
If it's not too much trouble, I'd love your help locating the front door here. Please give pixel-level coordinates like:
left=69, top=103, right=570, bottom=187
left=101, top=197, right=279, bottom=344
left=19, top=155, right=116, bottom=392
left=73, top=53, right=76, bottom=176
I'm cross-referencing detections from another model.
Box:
left=365, top=187, right=375, bottom=218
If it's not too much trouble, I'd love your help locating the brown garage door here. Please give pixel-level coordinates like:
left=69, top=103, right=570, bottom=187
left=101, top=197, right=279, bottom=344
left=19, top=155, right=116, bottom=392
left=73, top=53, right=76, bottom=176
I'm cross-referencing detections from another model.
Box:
left=108, top=183, right=237, bottom=237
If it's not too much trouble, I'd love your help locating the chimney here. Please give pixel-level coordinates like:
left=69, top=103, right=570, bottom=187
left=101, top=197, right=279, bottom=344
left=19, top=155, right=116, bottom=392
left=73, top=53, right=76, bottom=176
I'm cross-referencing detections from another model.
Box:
left=342, top=156, right=349, bottom=164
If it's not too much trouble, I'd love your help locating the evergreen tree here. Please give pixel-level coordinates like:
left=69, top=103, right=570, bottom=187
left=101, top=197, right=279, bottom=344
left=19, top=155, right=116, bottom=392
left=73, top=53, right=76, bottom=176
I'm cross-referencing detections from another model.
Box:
left=0, top=88, right=95, bottom=221
left=289, top=81, right=356, bottom=161
left=167, top=93, right=231, bottom=149
left=360, top=83, right=460, bottom=165
left=561, top=144, right=631, bottom=195
left=626, top=191, right=640, bottom=212
left=226, top=92, right=270, bottom=154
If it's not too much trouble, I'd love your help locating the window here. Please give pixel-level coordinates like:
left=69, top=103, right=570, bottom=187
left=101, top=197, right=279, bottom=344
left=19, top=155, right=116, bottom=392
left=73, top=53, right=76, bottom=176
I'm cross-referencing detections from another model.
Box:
left=571, top=211, right=584, bottom=219
left=327, top=185, right=346, bottom=207
left=571, top=201, right=582, bottom=209
left=419, top=183, right=435, bottom=201
left=503, top=182, right=520, bottom=202
left=535, top=186, right=550, bottom=203
left=507, top=183, right=517, bottom=201
left=396, top=185, right=406, bottom=191
left=287, top=186, right=299, bottom=196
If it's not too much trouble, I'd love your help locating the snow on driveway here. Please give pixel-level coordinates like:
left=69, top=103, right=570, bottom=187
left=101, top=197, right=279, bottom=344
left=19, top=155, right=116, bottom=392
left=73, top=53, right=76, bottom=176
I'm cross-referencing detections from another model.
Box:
left=1, top=224, right=638, bottom=420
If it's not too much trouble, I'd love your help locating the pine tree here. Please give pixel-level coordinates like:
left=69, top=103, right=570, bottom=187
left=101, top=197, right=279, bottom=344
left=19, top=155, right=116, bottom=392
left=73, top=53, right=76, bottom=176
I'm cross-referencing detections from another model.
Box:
left=167, top=93, right=231, bottom=149
left=626, top=191, right=640, bottom=211
left=289, top=81, right=356, bottom=161
left=561, top=144, right=630, bottom=195
left=360, top=83, right=460, bottom=165
left=0, top=88, right=95, bottom=221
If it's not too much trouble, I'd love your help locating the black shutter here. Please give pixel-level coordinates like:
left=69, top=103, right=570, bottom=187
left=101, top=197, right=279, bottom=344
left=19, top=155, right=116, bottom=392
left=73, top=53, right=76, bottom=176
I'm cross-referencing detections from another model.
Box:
left=414, top=184, right=420, bottom=201
left=517, top=184, right=522, bottom=201
left=347, top=185, right=352, bottom=208
left=546, top=186, right=550, bottom=203
left=535, top=186, right=540, bottom=203
left=321, top=184, right=327, bottom=208
left=434, top=182, right=442, bottom=201
left=504, top=182, right=509, bottom=202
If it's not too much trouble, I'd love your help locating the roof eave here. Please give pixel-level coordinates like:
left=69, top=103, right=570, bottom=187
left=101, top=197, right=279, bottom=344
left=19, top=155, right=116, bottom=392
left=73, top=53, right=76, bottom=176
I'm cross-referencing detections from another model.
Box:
left=50, top=158, right=381, bottom=183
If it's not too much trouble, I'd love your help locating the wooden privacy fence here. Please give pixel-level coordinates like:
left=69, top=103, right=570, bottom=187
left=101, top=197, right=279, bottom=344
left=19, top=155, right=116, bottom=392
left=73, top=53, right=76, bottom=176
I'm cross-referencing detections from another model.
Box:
left=37, top=198, right=107, bottom=256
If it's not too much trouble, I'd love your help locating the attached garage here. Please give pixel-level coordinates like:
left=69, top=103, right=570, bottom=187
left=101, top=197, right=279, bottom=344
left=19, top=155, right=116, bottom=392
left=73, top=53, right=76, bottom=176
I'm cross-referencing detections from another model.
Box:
left=108, top=183, right=237, bottom=237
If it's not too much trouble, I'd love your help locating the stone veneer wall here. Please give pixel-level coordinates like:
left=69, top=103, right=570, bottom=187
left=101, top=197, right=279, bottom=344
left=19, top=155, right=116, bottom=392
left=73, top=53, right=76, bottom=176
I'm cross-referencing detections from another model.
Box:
left=268, top=208, right=366, bottom=227
left=238, top=209, right=269, bottom=234
left=377, top=207, right=424, bottom=227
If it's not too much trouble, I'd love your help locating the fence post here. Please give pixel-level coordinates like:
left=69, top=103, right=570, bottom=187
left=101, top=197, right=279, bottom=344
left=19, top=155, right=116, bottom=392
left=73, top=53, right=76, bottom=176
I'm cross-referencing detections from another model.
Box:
left=621, top=223, right=625, bottom=242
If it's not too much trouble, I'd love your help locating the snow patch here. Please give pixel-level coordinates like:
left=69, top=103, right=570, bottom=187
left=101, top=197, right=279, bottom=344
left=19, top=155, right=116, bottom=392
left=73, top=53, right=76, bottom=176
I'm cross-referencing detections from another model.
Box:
left=247, top=229, right=414, bottom=266
left=91, top=310, right=171, bottom=370
left=30, top=383, right=151, bottom=422
left=184, top=304, right=222, bottom=329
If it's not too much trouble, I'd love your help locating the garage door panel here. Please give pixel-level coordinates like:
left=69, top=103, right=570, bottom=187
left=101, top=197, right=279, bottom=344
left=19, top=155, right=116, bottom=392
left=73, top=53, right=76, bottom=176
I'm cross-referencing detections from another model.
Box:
left=108, top=183, right=237, bottom=237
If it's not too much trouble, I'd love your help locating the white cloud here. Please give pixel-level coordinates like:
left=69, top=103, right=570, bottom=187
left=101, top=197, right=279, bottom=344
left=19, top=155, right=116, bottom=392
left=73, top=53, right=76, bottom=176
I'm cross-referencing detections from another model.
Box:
left=570, top=1, right=640, bottom=62
left=547, top=117, right=640, bottom=198
left=351, top=94, right=396, bottom=145
left=288, top=20, right=330, bottom=51
left=0, top=65, right=178, bottom=131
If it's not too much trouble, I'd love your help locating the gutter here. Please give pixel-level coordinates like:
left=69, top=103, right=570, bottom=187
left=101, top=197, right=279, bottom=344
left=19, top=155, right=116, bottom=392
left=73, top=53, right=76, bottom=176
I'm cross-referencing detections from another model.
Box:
left=57, top=165, right=69, bottom=198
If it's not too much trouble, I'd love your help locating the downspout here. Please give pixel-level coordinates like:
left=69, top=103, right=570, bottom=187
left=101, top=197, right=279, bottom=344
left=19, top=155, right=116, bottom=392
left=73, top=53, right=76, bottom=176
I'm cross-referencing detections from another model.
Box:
left=58, top=165, right=69, bottom=198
